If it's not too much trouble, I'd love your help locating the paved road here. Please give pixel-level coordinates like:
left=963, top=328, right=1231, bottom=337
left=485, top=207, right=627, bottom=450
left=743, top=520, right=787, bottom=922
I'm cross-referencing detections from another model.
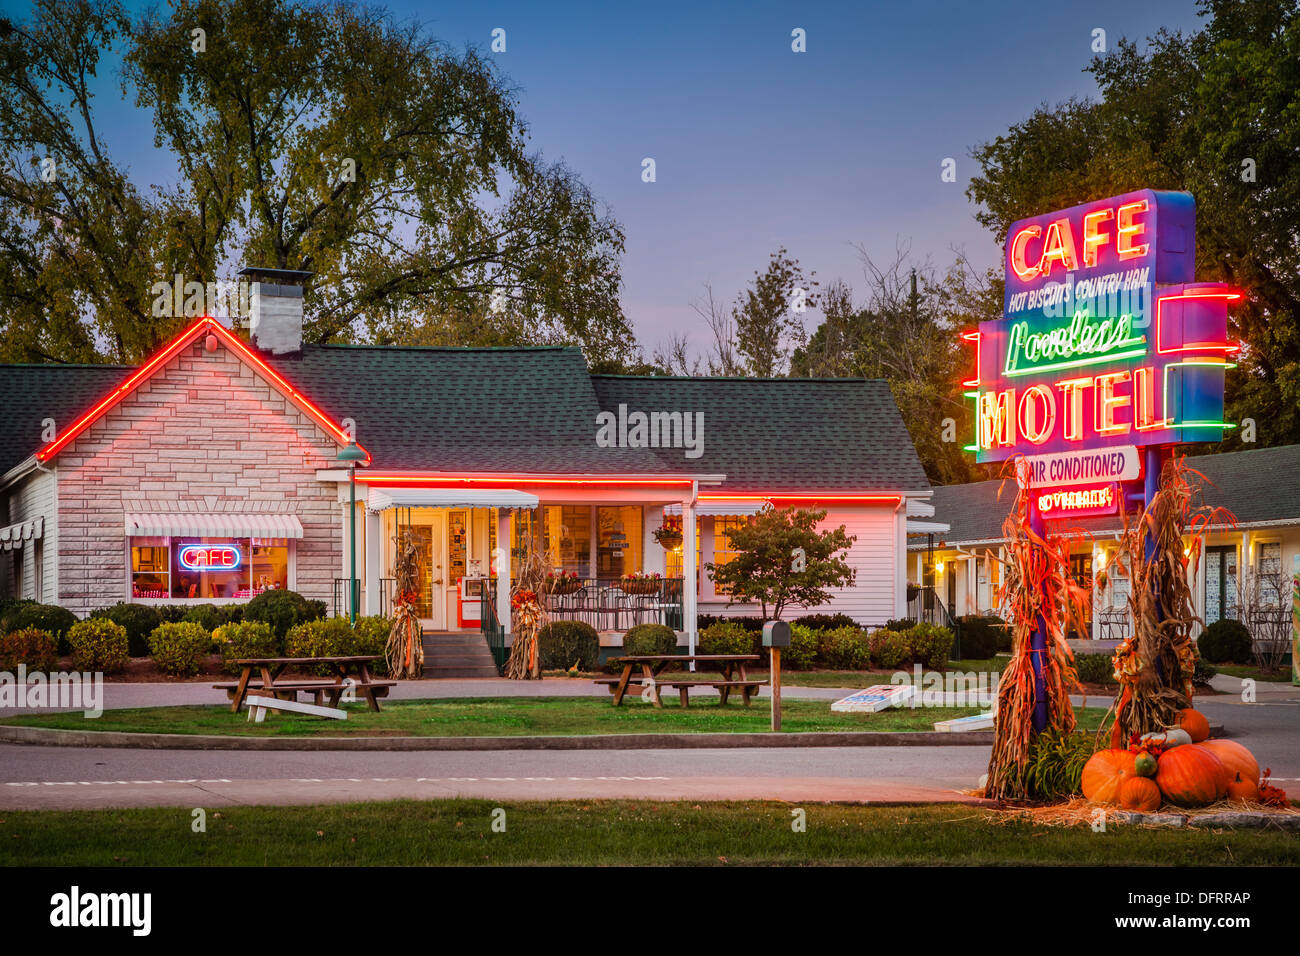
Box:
left=0, top=744, right=993, bottom=809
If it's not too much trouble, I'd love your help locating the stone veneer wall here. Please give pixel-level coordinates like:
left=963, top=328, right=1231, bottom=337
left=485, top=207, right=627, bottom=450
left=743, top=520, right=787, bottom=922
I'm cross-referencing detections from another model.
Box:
left=55, top=336, right=342, bottom=616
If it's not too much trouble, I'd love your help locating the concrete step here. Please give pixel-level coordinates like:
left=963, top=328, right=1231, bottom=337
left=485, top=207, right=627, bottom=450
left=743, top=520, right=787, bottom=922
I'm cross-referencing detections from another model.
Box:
left=422, top=630, right=500, bottom=678
left=425, top=665, right=502, bottom=678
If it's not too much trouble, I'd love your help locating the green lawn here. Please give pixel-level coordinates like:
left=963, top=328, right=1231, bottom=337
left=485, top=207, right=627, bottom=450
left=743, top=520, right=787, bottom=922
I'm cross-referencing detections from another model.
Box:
left=0, top=696, right=1063, bottom=737
left=1, top=799, right=1295, bottom=866
left=551, top=662, right=1011, bottom=688
left=0, top=696, right=1111, bottom=737
left=1214, top=664, right=1294, bottom=684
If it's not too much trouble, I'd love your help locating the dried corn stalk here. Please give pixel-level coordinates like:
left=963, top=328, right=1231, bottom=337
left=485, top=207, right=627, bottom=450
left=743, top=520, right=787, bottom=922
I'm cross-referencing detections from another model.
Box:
left=1104, top=454, right=1233, bottom=746
left=504, top=546, right=553, bottom=680
left=385, top=533, right=424, bottom=679
left=984, top=459, right=1089, bottom=801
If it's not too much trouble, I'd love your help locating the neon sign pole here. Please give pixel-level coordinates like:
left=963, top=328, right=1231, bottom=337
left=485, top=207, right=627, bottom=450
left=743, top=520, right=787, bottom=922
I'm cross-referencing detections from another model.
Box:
left=966, top=189, right=1238, bottom=732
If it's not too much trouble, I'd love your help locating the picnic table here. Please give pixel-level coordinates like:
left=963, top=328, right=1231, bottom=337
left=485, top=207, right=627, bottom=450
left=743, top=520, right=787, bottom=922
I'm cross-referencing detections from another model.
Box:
left=214, top=656, right=396, bottom=714
left=594, top=654, right=764, bottom=708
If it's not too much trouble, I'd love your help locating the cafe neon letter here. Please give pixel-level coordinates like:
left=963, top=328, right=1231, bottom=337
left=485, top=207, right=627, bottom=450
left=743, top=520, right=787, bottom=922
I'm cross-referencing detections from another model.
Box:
left=178, top=544, right=242, bottom=572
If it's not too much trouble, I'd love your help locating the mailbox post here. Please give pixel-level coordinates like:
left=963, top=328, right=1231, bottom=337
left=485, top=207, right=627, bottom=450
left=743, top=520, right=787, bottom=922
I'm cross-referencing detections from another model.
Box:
left=763, top=621, right=791, bottom=732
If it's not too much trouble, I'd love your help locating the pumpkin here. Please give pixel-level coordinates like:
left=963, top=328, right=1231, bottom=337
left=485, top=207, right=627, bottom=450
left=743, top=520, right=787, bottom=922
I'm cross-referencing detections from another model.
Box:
left=1082, top=748, right=1138, bottom=804
left=1134, top=750, right=1159, bottom=777
left=1155, top=744, right=1227, bottom=807
left=1226, top=770, right=1259, bottom=803
left=1141, top=728, right=1192, bottom=749
left=1177, top=708, right=1210, bottom=742
left=1189, top=744, right=1231, bottom=798
left=1197, top=739, right=1260, bottom=788
left=1119, top=775, right=1162, bottom=812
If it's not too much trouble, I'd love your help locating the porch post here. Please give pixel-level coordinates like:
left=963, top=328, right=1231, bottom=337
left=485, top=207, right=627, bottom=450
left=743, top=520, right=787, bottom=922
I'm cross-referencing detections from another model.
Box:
left=364, top=508, right=381, bottom=615
left=497, top=509, right=512, bottom=636
left=682, top=486, right=698, bottom=659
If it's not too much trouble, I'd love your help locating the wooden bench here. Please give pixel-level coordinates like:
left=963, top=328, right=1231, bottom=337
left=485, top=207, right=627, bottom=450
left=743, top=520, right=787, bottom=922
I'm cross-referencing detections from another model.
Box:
left=245, top=695, right=348, bottom=723
left=594, top=655, right=765, bottom=707
left=213, top=680, right=395, bottom=707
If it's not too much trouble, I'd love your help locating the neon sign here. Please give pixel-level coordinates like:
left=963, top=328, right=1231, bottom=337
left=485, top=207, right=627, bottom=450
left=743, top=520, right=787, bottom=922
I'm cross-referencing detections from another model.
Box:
left=179, top=544, right=242, bottom=572
left=967, top=190, right=1239, bottom=463
left=1036, top=483, right=1119, bottom=519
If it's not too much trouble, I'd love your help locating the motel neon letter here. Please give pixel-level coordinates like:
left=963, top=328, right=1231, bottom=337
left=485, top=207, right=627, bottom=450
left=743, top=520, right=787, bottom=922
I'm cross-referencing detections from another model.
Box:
left=1095, top=372, right=1132, bottom=435
left=978, top=390, right=1016, bottom=449
left=1056, top=377, right=1091, bottom=442
left=1017, top=384, right=1056, bottom=445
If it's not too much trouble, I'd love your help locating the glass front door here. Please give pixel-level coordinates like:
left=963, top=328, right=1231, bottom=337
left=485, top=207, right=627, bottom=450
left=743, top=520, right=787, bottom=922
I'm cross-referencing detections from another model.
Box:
left=1205, top=545, right=1238, bottom=626
left=397, top=521, right=445, bottom=628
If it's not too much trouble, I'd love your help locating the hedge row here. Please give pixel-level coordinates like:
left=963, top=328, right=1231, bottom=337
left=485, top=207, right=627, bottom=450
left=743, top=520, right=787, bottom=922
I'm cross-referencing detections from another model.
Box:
left=697, top=619, right=955, bottom=671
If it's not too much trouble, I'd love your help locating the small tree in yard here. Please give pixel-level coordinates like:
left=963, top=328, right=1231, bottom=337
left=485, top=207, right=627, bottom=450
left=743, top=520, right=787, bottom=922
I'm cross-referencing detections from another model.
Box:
left=706, top=506, right=856, bottom=620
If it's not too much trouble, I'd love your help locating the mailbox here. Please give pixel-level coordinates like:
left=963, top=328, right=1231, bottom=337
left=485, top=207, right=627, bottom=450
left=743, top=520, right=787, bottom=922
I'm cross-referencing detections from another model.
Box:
left=762, top=621, right=791, bottom=647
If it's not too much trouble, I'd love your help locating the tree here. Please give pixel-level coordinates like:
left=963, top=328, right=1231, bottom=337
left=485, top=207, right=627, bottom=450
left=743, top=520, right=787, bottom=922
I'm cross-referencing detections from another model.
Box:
left=732, top=248, right=817, bottom=377
left=966, top=0, right=1300, bottom=451
left=791, top=247, right=991, bottom=485
left=706, top=506, right=856, bottom=620
left=0, top=0, right=630, bottom=363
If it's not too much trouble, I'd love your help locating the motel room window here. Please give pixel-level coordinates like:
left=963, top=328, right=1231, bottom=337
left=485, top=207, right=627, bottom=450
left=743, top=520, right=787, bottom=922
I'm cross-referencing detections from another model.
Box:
left=543, top=506, right=592, bottom=576
left=710, top=516, right=748, bottom=595
left=665, top=523, right=701, bottom=587
left=597, top=506, right=642, bottom=577
left=130, top=537, right=289, bottom=601
left=1256, top=541, right=1284, bottom=607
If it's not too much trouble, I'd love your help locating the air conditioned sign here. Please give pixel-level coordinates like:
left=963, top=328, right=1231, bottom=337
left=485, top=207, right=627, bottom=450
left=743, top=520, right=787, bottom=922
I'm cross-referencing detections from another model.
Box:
left=1035, top=483, right=1119, bottom=520
left=178, top=544, right=242, bottom=572
left=967, top=189, right=1237, bottom=464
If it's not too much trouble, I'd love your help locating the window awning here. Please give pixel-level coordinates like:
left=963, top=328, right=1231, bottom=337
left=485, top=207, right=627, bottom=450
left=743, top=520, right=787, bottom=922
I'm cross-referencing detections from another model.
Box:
left=664, top=501, right=766, bottom=517
left=366, top=488, right=540, bottom=511
left=124, top=513, right=305, bottom=539
left=0, top=517, right=43, bottom=550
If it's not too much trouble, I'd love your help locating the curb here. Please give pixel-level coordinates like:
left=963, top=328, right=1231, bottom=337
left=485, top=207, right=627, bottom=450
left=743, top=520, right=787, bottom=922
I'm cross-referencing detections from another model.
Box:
left=0, top=724, right=996, bottom=752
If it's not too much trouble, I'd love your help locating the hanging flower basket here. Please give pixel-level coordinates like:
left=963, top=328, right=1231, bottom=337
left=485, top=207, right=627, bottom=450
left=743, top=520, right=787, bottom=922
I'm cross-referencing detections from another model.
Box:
left=620, top=572, right=663, bottom=596
left=541, top=571, right=583, bottom=595
left=653, top=521, right=683, bottom=550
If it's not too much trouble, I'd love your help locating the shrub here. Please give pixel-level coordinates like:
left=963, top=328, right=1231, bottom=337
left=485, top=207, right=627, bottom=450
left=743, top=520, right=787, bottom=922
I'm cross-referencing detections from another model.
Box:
left=3, top=602, right=77, bottom=653
left=784, top=623, right=821, bottom=669
left=147, top=622, right=212, bottom=677
left=818, top=625, right=871, bottom=669
left=793, top=613, right=857, bottom=631
left=697, top=614, right=764, bottom=634
left=1075, top=653, right=1118, bottom=685
left=352, top=616, right=392, bottom=676
left=154, top=605, right=189, bottom=624
left=244, top=589, right=325, bottom=643
left=621, top=623, right=678, bottom=657
left=1197, top=619, right=1253, bottom=664
left=904, top=623, right=954, bottom=670
left=182, top=604, right=224, bottom=632
left=90, top=603, right=162, bottom=657
left=868, top=629, right=909, bottom=669
left=285, top=617, right=355, bottom=673
left=1010, top=730, right=1097, bottom=800
left=883, top=617, right=916, bottom=632
left=0, top=628, right=57, bottom=671
left=66, top=618, right=129, bottom=673
left=1193, top=657, right=1218, bottom=688
left=699, top=620, right=755, bottom=656
left=955, top=615, right=1004, bottom=659
left=214, top=620, right=279, bottom=674
left=538, top=621, right=601, bottom=671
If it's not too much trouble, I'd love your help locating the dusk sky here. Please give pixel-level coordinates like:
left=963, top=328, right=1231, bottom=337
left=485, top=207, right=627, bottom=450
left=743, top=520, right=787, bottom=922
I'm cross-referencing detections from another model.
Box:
left=2, top=0, right=1206, bottom=356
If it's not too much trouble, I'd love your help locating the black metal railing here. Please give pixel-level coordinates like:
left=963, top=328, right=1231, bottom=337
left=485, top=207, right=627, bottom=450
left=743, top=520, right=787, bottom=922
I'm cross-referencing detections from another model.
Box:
left=480, top=579, right=507, bottom=674
left=379, top=578, right=395, bottom=618
left=906, top=584, right=964, bottom=656
left=541, top=576, right=684, bottom=632
left=332, top=577, right=360, bottom=619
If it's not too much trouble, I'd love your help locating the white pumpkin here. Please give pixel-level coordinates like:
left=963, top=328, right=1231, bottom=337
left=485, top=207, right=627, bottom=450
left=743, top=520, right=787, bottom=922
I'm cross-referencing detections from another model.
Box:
left=1140, top=728, right=1192, bottom=749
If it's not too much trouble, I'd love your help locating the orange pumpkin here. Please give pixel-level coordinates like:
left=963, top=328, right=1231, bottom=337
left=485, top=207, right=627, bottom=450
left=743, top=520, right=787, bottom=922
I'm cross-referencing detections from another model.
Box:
left=1177, top=708, right=1210, bottom=742
left=1226, top=771, right=1260, bottom=803
left=1197, top=739, right=1259, bottom=788
left=1119, top=775, right=1162, bottom=812
left=1156, top=744, right=1226, bottom=807
left=1082, top=748, right=1138, bottom=804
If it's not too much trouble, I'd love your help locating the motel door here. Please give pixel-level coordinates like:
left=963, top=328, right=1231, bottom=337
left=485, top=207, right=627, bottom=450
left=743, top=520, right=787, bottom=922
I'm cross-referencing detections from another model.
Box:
left=398, top=520, right=447, bottom=630
left=1204, top=545, right=1239, bottom=626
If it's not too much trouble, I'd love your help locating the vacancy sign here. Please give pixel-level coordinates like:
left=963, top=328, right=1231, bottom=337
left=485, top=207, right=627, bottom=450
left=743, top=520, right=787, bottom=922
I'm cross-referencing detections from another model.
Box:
left=1022, top=445, right=1140, bottom=488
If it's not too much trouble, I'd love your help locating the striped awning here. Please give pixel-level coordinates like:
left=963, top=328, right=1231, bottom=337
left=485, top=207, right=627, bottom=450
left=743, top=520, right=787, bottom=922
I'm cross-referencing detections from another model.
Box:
left=124, top=513, right=304, bottom=538
left=0, top=517, right=43, bottom=551
left=366, top=488, right=539, bottom=511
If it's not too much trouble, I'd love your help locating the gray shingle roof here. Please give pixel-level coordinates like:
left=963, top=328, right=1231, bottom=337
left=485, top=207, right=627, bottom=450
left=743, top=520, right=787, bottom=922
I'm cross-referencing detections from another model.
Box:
left=0, top=364, right=131, bottom=476
left=591, top=375, right=931, bottom=492
left=918, top=444, right=1300, bottom=547
left=0, top=344, right=928, bottom=489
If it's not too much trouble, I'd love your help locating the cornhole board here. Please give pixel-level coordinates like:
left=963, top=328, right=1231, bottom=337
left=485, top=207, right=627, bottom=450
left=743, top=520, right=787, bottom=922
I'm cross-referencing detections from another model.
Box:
left=933, top=712, right=995, bottom=732
left=245, top=695, right=348, bottom=723
left=830, top=684, right=916, bottom=713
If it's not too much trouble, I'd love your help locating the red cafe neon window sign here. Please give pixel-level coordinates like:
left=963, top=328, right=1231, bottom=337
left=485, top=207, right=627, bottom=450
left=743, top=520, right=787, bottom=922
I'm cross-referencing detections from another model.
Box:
left=178, top=544, right=243, bottom=572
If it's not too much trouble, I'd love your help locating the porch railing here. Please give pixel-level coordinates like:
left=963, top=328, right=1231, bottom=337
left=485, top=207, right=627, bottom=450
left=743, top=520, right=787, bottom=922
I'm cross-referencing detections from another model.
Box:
left=906, top=584, right=964, bottom=656
left=480, top=579, right=507, bottom=674
left=332, top=578, right=397, bottom=619
left=332, top=577, right=360, bottom=619
left=542, top=577, right=684, bottom=632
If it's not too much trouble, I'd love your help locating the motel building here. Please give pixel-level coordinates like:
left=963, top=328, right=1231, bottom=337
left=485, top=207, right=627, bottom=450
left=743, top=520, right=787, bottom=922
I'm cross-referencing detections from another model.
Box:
left=910, top=443, right=1300, bottom=650
left=0, top=269, right=934, bottom=673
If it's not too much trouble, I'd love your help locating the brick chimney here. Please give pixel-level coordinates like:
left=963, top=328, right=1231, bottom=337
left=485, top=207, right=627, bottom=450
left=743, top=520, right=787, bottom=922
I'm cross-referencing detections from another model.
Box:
left=239, top=267, right=313, bottom=355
